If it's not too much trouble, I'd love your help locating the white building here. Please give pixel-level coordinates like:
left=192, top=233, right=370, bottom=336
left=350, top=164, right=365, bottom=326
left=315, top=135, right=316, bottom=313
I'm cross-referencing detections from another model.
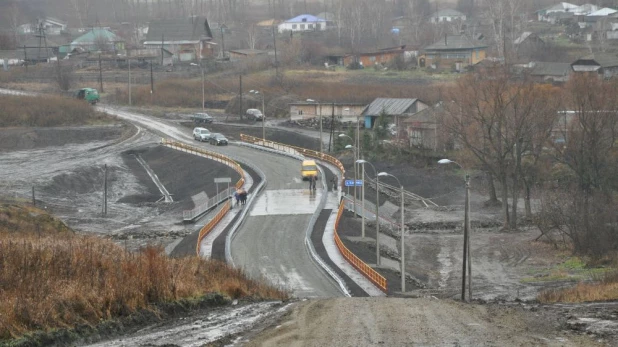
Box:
left=277, top=14, right=326, bottom=33
left=429, top=9, right=467, bottom=23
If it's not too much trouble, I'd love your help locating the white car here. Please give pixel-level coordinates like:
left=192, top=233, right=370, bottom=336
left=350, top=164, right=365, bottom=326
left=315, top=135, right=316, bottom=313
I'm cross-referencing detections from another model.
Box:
left=192, top=127, right=212, bottom=142
left=246, top=108, right=264, bottom=121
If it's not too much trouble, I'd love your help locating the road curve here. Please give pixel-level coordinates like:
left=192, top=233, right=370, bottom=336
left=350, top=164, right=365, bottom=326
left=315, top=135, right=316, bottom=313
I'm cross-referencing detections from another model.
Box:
left=96, top=106, right=342, bottom=298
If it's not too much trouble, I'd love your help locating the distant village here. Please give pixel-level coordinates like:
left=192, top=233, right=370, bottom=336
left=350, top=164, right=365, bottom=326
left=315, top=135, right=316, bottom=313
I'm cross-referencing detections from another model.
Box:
left=1, top=1, right=618, bottom=152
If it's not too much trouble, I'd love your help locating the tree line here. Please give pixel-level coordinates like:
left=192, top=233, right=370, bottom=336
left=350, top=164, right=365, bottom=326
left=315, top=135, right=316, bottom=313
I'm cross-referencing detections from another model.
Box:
left=440, top=68, right=618, bottom=258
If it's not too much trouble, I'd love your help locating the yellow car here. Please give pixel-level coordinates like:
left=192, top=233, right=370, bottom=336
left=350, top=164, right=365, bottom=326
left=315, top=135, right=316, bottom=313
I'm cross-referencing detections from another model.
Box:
left=301, top=160, right=319, bottom=181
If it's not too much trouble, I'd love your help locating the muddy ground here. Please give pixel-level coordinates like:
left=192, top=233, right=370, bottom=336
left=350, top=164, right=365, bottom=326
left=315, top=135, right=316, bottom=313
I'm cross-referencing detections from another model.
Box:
left=1, top=117, right=618, bottom=345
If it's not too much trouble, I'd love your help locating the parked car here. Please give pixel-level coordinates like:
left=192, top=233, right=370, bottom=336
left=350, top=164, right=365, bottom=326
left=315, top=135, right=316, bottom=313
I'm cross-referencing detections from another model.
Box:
left=191, top=112, right=214, bottom=124
left=246, top=108, right=264, bottom=121
left=193, top=127, right=212, bottom=142
left=209, top=133, right=228, bottom=146
left=75, top=88, right=100, bottom=105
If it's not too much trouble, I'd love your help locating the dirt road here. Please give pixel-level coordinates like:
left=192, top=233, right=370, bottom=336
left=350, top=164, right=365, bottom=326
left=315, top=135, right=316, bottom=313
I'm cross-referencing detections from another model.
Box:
left=242, top=298, right=604, bottom=346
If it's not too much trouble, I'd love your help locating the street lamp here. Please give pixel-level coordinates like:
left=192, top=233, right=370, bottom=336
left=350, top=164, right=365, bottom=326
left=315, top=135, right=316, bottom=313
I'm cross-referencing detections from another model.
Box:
left=378, top=171, right=405, bottom=292
left=357, top=159, right=380, bottom=265
left=307, top=98, right=323, bottom=153
left=250, top=90, right=265, bottom=143
left=438, top=158, right=471, bottom=301
left=190, top=62, right=205, bottom=111
left=342, top=141, right=358, bottom=218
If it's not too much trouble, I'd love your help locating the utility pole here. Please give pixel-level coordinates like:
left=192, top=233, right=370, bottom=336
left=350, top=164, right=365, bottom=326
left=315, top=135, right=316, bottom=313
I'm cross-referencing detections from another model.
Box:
left=32, top=186, right=35, bottom=206
left=150, top=60, right=154, bottom=94
left=329, top=102, right=335, bottom=152
left=272, top=26, right=278, bottom=77
left=220, top=26, right=225, bottom=59
left=98, top=53, right=103, bottom=92
left=161, top=34, right=164, bottom=65
left=103, top=164, right=108, bottom=216
left=128, top=53, right=131, bottom=106
left=23, top=45, right=27, bottom=71
left=239, top=75, right=243, bottom=119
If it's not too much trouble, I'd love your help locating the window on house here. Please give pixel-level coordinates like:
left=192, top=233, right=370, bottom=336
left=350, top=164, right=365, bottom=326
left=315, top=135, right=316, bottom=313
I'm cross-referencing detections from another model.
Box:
left=292, top=24, right=297, bottom=29
left=300, top=24, right=305, bottom=29
left=369, top=56, right=376, bottom=62
left=299, top=110, right=303, bottom=115
left=302, top=18, right=307, bottom=22
left=309, top=24, right=314, bottom=29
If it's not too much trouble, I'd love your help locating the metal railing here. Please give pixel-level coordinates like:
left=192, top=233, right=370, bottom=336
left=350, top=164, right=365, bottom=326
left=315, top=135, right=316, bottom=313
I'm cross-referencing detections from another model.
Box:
left=183, top=187, right=236, bottom=220
left=196, top=201, right=231, bottom=256
left=335, top=198, right=388, bottom=292
left=240, top=133, right=387, bottom=293
left=161, top=139, right=245, bottom=221
left=240, top=134, right=346, bottom=187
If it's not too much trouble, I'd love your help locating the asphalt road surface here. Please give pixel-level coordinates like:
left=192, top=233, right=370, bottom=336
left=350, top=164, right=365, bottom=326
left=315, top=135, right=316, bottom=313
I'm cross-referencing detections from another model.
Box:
left=98, top=106, right=342, bottom=298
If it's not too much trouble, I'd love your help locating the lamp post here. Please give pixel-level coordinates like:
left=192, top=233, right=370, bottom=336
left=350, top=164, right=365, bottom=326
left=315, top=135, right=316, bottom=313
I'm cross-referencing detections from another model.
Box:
left=340, top=138, right=358, bottom=217
left=307, top=98, right=323, bottom=153
left=357, top=160, right=379, bottom=265
left=378, top=171, right=405, bottom=292
left=190, top=62, right=205, bottom=111
left=250, top=90, right=265, bottom=143
left=438, top=158, right=471, bottom=301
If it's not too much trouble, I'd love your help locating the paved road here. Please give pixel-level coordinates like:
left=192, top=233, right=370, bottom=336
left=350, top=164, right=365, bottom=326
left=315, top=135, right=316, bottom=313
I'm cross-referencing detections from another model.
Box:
left=98, top=106, right=342, bottom=298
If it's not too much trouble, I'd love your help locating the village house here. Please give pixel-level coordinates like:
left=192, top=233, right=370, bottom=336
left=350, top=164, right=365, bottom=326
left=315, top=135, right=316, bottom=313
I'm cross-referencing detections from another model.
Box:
left=536, top=2, right=578, bottom=22
left=402, top=104, right=447, bottom=151
left=228, top=49, right=268, bottom=61
left=70, top=28, right=125, bottom=53
left=342, top=45, right=406, bottom=67
left=572, top=53, right=618, bottom=79
left=289, top=102, right=365, bottom=122
left=144, top=17, right=217, bottom=62
left=529, top=62, right=572, bottom=82
left=429, top=9, right=467, bottom=23
left=277, top=15, right=326, bottom=33
left=419, top=35, right=487, bottom=71
left=361, top=98, right=429, bottom=137
left=18, top=17, right=67, bottom=35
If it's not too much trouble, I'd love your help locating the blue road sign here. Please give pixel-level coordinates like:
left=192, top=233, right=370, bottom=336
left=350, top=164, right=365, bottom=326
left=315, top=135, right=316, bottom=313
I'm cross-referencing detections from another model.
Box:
left=344, top=179, right=363, bottom=187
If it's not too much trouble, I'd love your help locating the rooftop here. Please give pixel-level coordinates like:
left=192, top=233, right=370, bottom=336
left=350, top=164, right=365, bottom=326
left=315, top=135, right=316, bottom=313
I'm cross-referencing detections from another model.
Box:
left=363, top=98, right=422, bottom=116
left=425, top=35, right=487, bottom=50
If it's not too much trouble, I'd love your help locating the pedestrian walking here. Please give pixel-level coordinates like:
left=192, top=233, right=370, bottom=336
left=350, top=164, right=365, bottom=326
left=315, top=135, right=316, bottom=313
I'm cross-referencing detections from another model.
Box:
left=234, top=190, right=240, bottom=208
left=331, top=176, right=338, bottom=191
left=240, top=190, right=247, bottom=205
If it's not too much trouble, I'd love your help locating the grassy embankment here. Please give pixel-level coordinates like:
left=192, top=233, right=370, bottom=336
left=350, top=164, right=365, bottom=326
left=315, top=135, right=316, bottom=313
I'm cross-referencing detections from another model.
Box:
left=0, top=94, right=110, bottom=127
left=0, top=203, right=288, bottom=342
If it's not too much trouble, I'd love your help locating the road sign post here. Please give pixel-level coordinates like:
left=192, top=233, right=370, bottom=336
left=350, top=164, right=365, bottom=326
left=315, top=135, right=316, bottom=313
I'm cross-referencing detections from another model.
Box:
left=215, top=177, right=232, bottom=194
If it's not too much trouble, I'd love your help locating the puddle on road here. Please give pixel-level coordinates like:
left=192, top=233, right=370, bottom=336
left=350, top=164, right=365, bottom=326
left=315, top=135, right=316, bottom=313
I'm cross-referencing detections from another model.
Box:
left=250, top=189, right=322, bottom=216
left=80, top=301, right=291, bottom=347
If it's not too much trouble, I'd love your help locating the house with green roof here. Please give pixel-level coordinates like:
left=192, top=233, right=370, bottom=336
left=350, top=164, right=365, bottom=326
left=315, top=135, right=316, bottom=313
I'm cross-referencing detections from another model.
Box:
left=70, top=28, right=125, bottom=53
left=418, top=34, right=487, bottom=71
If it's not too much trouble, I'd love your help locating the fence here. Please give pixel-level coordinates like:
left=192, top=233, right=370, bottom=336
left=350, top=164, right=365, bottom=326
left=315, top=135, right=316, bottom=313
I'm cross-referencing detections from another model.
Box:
left=196, top=201, right=231, bottom=256
left=240, top=133, right=387, bottom=293
left=334, top=200, right=387, bottom=291
left=160, top=139, right=245, bottom=221
left=239, top=134, right=346, bottom=187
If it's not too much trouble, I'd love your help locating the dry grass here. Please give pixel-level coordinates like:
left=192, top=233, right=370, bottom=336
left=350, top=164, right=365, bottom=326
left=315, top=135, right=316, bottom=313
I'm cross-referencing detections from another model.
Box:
left=0, top=203, right=288, bottom=340
left=0, top=94, right=110, bottom=127
left=112, top=69, right=446, bottom=109
left=538, top=269, right=618, bottom=303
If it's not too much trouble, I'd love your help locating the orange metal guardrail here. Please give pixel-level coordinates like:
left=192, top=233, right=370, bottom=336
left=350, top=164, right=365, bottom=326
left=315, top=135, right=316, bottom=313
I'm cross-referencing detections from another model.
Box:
left=196, top=201, right=230, bottom=256
left=240, top=134, right=346, bottom=188
left=334, top=200, right=387, bottom=292
left=239, top=133, right=387, bottom=293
